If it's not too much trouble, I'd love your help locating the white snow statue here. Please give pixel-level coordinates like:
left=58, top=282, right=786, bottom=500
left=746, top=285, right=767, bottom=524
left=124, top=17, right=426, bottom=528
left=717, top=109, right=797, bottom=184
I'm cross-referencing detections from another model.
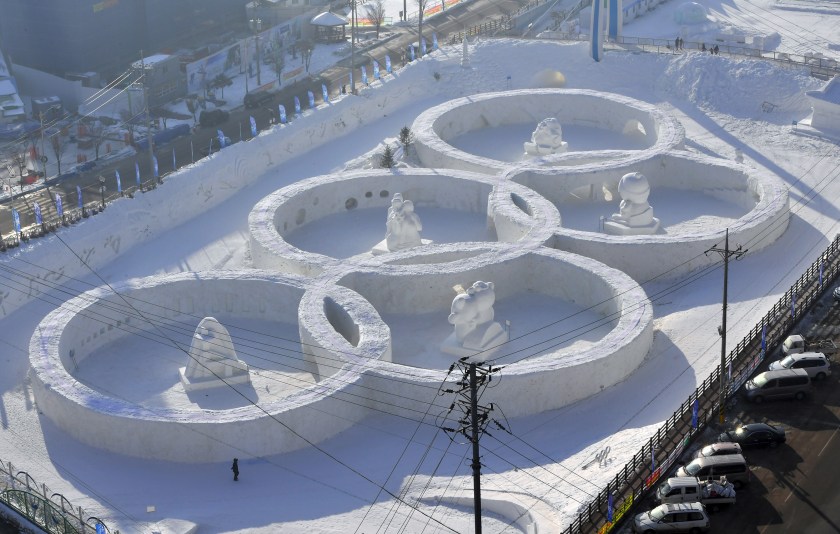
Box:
left=673, top=2, right=709, bottom=25
left=179, top=317, right=251, bottom=392
left=603, top=172, right=661, bottom=235
left=385, top=193, right=423, bottom=251
left=441, top=281, right=509, bottom=360
left=524, top=118, right=568, bottom=156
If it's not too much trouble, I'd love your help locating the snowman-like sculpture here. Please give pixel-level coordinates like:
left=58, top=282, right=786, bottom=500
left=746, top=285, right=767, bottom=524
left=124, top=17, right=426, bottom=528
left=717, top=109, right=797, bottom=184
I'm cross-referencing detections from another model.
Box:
left=440, top=281, right=508, bottom=361
left=373, top=193, right=431, bottom=254
left=179, top=317, right=251, bottom=392
left=524, top=118, right=568, bottom=156
left=603, top=172, right=661, bottom=235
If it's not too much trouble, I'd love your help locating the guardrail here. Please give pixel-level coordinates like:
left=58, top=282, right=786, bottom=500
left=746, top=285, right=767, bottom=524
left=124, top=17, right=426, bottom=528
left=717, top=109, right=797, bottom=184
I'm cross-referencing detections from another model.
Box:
left=564, top=233, right=840, bottom=534
left=0, top=459, right=117, bottom=534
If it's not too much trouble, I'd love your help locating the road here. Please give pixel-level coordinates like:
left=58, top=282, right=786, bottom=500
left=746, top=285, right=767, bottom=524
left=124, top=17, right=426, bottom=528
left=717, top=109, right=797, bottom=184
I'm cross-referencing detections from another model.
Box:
left=0, top=0, right=533, bottom=238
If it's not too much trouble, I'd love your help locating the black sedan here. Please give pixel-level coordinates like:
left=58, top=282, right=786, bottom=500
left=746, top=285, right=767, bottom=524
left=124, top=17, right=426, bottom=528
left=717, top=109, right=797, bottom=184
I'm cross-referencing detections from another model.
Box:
left=718, top=423, right=786, bottom=448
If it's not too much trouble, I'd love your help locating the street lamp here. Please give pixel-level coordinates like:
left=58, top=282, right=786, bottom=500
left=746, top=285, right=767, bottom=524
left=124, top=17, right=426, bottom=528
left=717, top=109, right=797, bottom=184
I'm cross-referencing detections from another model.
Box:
left=249, top=18, right=263, bottom=87
left=99, top=176, right=106, bottom=210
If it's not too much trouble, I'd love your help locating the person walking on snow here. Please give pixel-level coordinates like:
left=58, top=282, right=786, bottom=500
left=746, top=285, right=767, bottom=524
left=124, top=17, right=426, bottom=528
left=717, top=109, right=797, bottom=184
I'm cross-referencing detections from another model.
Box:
left=231, top=458, right=239, bottom=481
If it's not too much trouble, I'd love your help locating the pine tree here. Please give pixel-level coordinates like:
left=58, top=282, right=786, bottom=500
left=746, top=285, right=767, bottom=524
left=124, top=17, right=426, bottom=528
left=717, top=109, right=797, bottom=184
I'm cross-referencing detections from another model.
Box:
left=398, top=126, right=413, bottom=149
left=380, top=144, right=395, bottom=168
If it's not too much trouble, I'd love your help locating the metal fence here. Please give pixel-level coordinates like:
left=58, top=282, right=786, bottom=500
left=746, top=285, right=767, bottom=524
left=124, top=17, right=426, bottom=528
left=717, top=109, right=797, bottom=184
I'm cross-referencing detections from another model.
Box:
left=564, top=234, right=840, bottom=534
left=0, top=459, right=117, bottom=534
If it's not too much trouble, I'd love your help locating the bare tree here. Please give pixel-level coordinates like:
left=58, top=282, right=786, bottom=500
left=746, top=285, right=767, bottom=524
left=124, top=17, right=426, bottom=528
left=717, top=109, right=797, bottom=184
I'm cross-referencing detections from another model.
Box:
left=271, top=47, right=285, bottom=84
left=300, top=40, right=315, bottom=74
left=89, top=121, right=109, bottom=160
left=50, top=134, right=67, bottom=176
left=416, top=0, right=429, bottom=56
left=6, top=143, right=28, bottom=188
left=366, top=0, right=387, bottom=39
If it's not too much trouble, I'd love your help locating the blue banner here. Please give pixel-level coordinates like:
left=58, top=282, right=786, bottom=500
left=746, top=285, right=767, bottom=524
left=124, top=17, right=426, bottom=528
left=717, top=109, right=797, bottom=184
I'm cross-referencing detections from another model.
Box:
left=607, top=492, right=613, bottom=522
left=322, top=83, right=329, bottom=103
left=34, top=203, right=42, bottom=225
left=691, top=399, right=699, bottom=428
left=433, top=33, right=438, bottom=50
left=791, top=291, right=796, bottom=317
left=307, top=90, right=315, bottom=109
left=115, top=170, right=122, bottom=193
left=651, top=443, right=655, bottom=470
left=421, top=38, right=427, bottom=56
left=172, top=147, right=176, bottom=169
left=386, top=55, right=392, bottom=73
left=820, top=259, right=824, bottom=288
left=217, top=129, right=226, bottom=149
left=294, top=96, right=301, bottom=115
left=76, top=185, right=83, bottom=209
left=278, top=104, right=287, bottom=123
left=250, top=116, right=257, bottom=137
left=135, top=161, right=141, bottom=185
left=349, top=71, right=353, bottom=88
left=761, top=323, right=766, bottom=352
left=96, top=523, right=106, bottom=534
left=56, top=195, right=63, bottom=218
left=373, top=60, right=380, bottom=79
left=153, top=155, right=159, bottom=177
left=409, top=45, right=415, bottom=61
left=12, top=208, right=20, bottom=233
left=361, top=65, right=368, bottom=85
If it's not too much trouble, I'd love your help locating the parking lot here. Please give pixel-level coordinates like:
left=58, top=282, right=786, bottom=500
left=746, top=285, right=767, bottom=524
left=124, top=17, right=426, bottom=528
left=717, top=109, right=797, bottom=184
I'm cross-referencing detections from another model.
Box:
left=625, top=293, right=840, bottom=533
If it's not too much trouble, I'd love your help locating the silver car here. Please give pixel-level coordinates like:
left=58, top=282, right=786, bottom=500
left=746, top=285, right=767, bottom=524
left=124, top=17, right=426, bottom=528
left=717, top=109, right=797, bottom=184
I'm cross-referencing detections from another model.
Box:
left=768, top=352, right=831, bottom=380
left=633, top=502, right=710, bottom=533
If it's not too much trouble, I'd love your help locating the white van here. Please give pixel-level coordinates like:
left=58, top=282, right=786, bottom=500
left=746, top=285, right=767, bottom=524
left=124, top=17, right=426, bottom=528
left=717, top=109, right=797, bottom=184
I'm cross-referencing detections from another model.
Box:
left=768, top=352, right=831, bottom=380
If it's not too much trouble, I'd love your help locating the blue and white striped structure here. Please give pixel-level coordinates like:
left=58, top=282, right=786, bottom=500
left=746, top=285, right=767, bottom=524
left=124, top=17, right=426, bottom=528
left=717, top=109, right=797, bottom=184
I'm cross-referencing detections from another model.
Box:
left=590, top=0, right=623, bottom=62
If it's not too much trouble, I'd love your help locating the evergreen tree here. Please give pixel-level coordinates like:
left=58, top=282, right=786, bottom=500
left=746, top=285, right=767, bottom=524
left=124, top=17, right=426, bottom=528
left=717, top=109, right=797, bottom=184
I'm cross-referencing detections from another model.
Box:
left=380, top=144, right=395, bottom=168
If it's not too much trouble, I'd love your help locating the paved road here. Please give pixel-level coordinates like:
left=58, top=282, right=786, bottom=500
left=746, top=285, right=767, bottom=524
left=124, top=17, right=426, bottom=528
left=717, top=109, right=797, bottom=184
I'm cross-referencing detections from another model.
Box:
left=0, top=0, right=532, bottom=238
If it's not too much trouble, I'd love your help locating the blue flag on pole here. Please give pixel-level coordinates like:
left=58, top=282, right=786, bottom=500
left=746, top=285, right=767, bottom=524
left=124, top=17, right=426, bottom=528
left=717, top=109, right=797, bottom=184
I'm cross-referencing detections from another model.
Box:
left=56, top=195, right=63, bottom=218
left=153, top=155, right=159, bottom=177
left=307, top=90, right=315, bottom=108
left=421, top=38, right=427, bottom=56
left=250, top=116, right=257, bottom=137
left=217, top=129, right=226, bottom=149
left=12, top=209, right=20, bottom=233
left=135, top=161, right=141, bottom=185
left=373, top=60, right=380, bottom=79
left=607, top=492, right=614, bottom=522
left=278, top=104, right=287, bottom=123
left=761, top=323, right=766, bottom=352
left=433, top=33, right=438, bottom=50
left=96, top=523, right=106, bottom=534
left=691, top=398, right=699, bottom=428
left=34, top=203, right=43, bottom=225
left=791, top=292, right=796, bottom=318
left=322, top=83, right=329, bottom=103
left=385, top=55, right=392, bottom=73
left=172, top=147, right=176, bottom=170
left=361, top=65, right=368, bottom=85
left=410, top=45, right=415, bottom=61
left=115, top=170, right=122, bottom=193
left=76, top=185, right=83, bottom=209
left=820, top=259, right=824, bottom=288
left=294, top=96, right=301, bottom=115
left=349, top=71, right=353, bottom=89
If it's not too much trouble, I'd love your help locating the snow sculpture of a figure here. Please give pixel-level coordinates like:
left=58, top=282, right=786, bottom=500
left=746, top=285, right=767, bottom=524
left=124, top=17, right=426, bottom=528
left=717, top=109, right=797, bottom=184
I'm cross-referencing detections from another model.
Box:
left=441, top=281, right=509, bottom=360
left=524, top=118, right=569, bottom=156
left=385, top=193, right=423, bottom=251
left=180, top=317, right=251, bottom=392
left=603, top=172, right=661, bottom=235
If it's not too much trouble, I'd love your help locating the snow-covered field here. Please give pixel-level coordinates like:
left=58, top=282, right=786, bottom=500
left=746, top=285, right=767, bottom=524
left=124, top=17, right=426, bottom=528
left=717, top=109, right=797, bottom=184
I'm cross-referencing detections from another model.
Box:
left=2, top=1, right=840, bottom=533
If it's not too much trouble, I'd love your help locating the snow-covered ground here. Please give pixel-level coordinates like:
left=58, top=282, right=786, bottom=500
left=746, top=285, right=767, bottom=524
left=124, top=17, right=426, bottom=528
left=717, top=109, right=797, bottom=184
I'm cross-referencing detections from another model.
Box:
left=2, top=1, right=840, bottom=533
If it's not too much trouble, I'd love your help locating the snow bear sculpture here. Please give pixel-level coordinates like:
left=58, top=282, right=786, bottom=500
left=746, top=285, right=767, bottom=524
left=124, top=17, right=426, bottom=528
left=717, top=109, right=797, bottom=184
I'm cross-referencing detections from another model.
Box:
left=603, top=172, right=661, bottom=235
left=441, top=281, right=509, bottom=360
left=385, top=193, right=423, bottom=251
left=524, top=117, right=569, bottom=156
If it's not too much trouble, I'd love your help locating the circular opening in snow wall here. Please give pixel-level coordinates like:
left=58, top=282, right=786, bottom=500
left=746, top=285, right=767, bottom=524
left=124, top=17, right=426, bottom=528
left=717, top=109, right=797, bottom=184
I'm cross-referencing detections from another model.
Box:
left=28, top=271, right=389, bottom=462
left=322, top=245, right=653, bottom=418
left=505, top=152, right=790, bottom=281
left=411, top=89, right=684, bottom=174
left=248, top=168, right=560, bottom=276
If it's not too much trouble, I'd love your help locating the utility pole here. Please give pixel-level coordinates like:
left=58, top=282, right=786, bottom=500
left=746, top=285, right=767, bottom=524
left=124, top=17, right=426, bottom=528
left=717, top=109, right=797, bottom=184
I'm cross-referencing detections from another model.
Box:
left=441, top=359, right=502, bottom=534
left=706, top=228, right=746, bottom=425
left=140, top=52, right=157, bottom=185
left=350, top=0, right=357, bottom=94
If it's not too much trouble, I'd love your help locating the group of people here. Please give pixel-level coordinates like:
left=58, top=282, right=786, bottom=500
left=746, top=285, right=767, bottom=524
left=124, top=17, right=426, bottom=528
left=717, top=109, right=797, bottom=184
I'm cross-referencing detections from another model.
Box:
left=674, top=37, right=722, bottom=55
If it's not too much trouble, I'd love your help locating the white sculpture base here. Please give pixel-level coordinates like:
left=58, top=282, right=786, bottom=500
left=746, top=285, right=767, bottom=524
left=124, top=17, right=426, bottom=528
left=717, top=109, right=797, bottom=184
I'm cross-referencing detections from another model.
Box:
left=523, top=141, right=568, bottom=156
left=371, top=238, right=433, bottom=255
left=179, top=365, right=251, bottom=393
left=603, top=217, right=661, bottom=236
left=440, top=322, right=508, bottom=361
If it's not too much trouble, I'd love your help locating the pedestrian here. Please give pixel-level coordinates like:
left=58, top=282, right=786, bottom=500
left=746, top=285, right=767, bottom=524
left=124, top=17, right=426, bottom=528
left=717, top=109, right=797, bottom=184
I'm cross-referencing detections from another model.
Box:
left=675, top=37, right=679, bottom=50
left=714, top=45, right=720, bottom=55
left=701, top=43, right=706, bottom=53
left=231, top=458, right=239, bottom=481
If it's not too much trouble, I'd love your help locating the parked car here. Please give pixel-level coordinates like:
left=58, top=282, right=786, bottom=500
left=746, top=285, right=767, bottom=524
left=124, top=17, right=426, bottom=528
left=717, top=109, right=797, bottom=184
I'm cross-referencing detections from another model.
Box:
left=200, top=136, right=232, bottom=156
left=655, top=476, right=736, bottom=512
left=674, top=454, right=750, bottom=489
left=694, top=441, right=742, bottom=459
left=75, top=160, right=97, bottom=173
left=744, top=368, right=811, bottom=403
left=199, top=109, right=229, bottom=128
left=833, top=285, right=840, bottom=301
left=781, top=334, right=838, bottom=356
left=718, top=422, right=786, bottom=448
left=768, top=352, right=831, bottom=380
left=244, top=90, right=278, bottom=109
left=632, top=502, right=710, bottom=533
